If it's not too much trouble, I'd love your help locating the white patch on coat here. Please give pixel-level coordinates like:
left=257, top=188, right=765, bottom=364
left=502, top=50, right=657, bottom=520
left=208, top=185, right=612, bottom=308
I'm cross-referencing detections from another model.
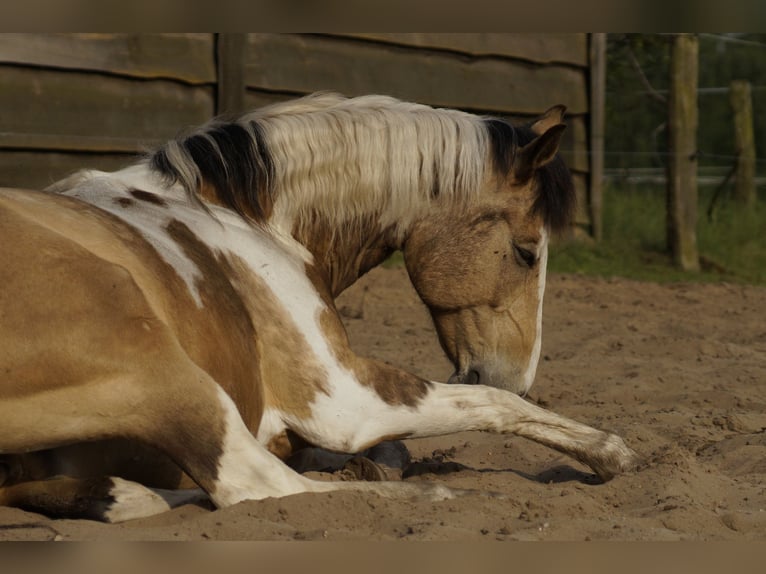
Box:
left=102, top=478, right=172, bottom=523
left=103, top=478, right=209, bottom=523
left=519, top=226, right=549, bottom=395
left=54, top=164, right=207, bottom=306
left=210, top=386, right=314, bottom=507
left=281, top=377, right=420, bottom=453
left=255, top=407, right=288, bottom=444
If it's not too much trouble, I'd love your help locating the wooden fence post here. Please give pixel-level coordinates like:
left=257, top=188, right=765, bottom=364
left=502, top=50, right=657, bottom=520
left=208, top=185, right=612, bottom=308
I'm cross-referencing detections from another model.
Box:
left=666, top=33, right=700, bottom=272
left=215, top=33, right=247, bottom=115
left=729, top=79, right=757, bottom=206
left=589, top=33, right=606, bottom=242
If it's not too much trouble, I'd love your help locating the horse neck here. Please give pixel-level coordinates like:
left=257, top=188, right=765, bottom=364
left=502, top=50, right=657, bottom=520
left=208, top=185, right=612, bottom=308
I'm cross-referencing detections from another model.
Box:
left=273, top=180, right=471, bottom=298
left=290, top=213, right=400, bottom=298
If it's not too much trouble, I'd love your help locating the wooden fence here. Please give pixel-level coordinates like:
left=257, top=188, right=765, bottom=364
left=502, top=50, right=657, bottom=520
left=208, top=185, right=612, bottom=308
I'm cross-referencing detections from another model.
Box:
left=0, top=33, right=596, bottom=230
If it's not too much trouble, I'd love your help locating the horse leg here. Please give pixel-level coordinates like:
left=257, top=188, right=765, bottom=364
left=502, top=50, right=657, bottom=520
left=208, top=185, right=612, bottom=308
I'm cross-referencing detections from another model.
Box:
left=2, top=356, right=324, bottom=513
left=284, top=362, right=640, bottom=482
left=1, top=371, right=501, bottom=521
left=143, top=380, right=460, bottom=506
left=2, top=356, right=634, bottom=521
left=0, top=476, right=207, bottom=522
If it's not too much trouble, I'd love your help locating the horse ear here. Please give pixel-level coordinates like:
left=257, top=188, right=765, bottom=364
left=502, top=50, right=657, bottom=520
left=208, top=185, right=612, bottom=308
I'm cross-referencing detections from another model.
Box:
left=530, top=105, right=567, bottom=135
left=515, top=123, right=566, bottom=182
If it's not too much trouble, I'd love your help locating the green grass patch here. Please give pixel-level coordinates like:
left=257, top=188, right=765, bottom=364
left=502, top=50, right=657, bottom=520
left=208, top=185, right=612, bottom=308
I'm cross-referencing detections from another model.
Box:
left=381, top=250, right=405, bottom=269
left=549, top=184, right=766, bottom=285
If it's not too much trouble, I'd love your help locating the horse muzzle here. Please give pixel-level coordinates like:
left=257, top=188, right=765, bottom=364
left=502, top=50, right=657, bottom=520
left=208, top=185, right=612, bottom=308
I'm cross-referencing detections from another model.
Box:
left=447, top=361, right=530, bottom=396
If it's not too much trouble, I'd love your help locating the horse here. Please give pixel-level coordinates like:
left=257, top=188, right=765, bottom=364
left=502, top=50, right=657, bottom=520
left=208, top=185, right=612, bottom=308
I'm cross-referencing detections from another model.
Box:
left=0, top=93, right=638, bottom=522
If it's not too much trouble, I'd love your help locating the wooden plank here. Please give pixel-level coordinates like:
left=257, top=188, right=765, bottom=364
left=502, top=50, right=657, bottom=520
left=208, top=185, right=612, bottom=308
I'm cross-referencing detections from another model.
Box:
left=243, top=89, right=298, bottom=110
left=589, top=33, right=606, bottom=241
left=216, top=33, right=247, bottom=115
left=0, top=151, right=137, bottom=189
left=0, top=66, right=214, bottom=151
left=245, top=34, right=588, bottom=115
left=331, top=34, right=588, bottom=67
left=0, top=34, right=215, bottom=84
left=0, top=133, right=158, bottom=154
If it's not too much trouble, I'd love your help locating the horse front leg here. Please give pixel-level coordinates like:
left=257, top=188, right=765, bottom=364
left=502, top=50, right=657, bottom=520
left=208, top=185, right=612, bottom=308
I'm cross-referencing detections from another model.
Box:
left=423, top=382, right=639, bottom=481
left=286, top=361, right=640, bottom=482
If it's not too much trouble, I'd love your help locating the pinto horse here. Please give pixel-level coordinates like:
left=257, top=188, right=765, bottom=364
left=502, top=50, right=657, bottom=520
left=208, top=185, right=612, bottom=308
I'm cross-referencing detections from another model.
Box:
left=0, top=93, right=638, bottom=522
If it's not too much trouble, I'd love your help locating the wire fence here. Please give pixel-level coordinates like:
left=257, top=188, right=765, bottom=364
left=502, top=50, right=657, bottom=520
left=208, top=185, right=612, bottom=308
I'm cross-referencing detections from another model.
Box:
left=604, top=33, right=766, bottom=182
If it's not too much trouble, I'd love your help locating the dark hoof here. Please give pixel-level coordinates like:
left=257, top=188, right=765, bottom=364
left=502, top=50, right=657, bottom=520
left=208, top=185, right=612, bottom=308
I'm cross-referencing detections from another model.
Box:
left=365, top=440, right=411, bottom=469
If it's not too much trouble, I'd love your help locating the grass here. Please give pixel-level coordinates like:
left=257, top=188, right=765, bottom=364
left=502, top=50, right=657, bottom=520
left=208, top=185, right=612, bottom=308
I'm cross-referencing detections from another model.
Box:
left=548, top=183, right=766, bottom=285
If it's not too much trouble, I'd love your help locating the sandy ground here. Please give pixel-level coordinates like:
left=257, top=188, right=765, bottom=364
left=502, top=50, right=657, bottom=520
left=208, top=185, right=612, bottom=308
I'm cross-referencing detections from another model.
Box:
left=1, top=266, right=765, bottom=541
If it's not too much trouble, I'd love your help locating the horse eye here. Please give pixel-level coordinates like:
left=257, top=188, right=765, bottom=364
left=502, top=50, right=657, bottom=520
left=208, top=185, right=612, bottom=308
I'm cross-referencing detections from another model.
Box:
left=512, top=243, right=536, bottom=268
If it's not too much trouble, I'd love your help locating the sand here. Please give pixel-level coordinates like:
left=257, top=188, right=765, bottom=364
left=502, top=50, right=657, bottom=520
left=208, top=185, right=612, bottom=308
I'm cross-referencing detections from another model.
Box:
left=1, top=266, right=764, bottom=541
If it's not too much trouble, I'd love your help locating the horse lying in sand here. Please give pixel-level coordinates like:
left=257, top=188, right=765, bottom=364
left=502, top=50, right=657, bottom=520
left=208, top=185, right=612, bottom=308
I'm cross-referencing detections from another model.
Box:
left=0, top=93, right=638, bottom=522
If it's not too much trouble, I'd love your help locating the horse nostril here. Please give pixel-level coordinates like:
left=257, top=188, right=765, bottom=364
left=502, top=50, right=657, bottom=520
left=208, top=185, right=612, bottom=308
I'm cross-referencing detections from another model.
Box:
left=465, top=369, right=480, bottom=385
left=447, top=369, right=482, bottom=385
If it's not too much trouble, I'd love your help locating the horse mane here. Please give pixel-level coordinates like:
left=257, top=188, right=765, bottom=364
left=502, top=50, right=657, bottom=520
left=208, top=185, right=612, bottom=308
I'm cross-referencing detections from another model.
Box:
left=150, top=92, right=575, bottom=233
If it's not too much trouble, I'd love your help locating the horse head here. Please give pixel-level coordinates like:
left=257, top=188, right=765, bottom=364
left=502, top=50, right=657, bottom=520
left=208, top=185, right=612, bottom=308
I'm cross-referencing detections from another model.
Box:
left=403, top=107, right=573, bottom=395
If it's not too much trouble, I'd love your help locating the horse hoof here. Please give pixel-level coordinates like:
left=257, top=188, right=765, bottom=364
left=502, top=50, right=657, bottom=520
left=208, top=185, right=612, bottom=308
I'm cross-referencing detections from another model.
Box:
left=590, top=434, right=643, bottom=482
left=342, top=456, right=387, bottom=482
left=365, top=440, right=411, bottom=469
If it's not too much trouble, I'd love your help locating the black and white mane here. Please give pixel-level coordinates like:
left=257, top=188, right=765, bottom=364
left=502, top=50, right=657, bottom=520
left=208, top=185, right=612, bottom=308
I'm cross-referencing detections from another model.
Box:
left=150, top=92, right=575, bottom=234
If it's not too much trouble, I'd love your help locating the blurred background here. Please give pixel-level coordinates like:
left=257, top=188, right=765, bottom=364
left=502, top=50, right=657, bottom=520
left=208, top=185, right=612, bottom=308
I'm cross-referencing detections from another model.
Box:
left=1, top=33, right=763, bottom=284
left=577, top=33, right=766, bottom=285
